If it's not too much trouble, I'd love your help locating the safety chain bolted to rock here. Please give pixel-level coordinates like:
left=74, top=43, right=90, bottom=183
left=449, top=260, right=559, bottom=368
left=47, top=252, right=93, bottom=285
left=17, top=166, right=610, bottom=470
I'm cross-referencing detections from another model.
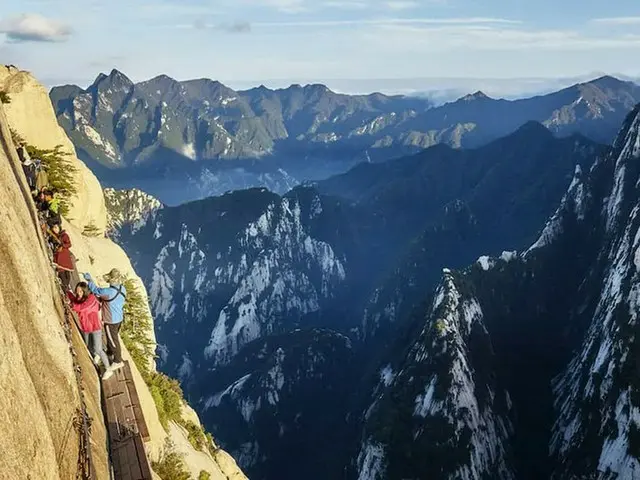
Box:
left=39, top=211, right=96, bottom=480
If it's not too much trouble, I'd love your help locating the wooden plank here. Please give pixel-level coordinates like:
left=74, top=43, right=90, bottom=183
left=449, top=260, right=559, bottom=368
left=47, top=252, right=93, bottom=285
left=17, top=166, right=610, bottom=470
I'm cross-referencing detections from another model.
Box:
left=122, top=362, right=151, bottom=442
left=106, top=391, right=126, bottom=401
left=103, top=361, right=153, bottom=480
left=105, top=395, right=122, bottom=442
left=124, top=439, right=141, bottom=480
left=113, top=437, right=142, bottom=480
left=133, top=434, right=153, bottom=480
left=112, top=440, right=128, bottom=480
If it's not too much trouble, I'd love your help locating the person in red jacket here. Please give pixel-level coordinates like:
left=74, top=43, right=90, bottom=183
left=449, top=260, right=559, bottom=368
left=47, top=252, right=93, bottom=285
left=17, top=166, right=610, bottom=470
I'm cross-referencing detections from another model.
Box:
left=67, top=282, right=115, bottom=380
left=50, top=223, right=74, bottom=290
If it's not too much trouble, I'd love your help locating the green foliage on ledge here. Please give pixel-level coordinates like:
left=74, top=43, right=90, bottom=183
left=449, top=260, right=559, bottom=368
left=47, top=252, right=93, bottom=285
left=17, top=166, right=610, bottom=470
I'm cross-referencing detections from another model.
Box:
left=120, top=278, right=219, bottom=457
left=26, top=144, right=78, bottom=216
left=82, top=221, right=102, bottom=237
left=10, top=129, right=78, bottom=217
left=149, top=372, right=184, bottom=430
left=121, top=278, right=156, bottom=379
left=152, top=439, right=191, bottom=480
left=177, top=419, right=215, bottom=454
left=121, top=278, right=183, bottom=430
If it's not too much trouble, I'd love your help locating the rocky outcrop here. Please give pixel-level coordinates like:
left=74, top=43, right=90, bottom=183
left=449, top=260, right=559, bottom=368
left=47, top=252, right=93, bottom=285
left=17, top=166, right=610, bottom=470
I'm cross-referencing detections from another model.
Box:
left=0, top=66, right=247, bottom=480
left=0, top=65, right=107, bottom=234
left=103, top=187, right=163, bottom=238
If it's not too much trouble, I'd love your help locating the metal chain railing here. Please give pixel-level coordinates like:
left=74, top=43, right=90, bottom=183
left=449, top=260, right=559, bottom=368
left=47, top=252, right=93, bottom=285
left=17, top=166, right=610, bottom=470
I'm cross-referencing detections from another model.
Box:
left=40, top=212, right=96, bottom=480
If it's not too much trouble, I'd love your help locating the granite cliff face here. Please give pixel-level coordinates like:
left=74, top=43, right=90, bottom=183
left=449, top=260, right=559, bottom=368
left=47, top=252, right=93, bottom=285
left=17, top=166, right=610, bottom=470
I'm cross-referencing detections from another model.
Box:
left=0, top=66, right=246, bottom=480
left=0, top=65, right=108, bottom=234
left=0, top=100, right=110, bottom=480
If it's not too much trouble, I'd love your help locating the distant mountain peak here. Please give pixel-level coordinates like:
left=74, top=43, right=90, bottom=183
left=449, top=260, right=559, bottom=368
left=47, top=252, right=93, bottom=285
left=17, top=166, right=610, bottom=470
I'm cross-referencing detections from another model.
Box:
left=188, top=77, right=224, bottom=87
left=304, top=83, right=329, bottom=91
left=143, top=73, right=180, bottom=88
left=460, top=90, right=491, bottom=102
left=89, top=68, right=133, bottom=91
left=512, top=120, right=553, bottom=139
left=108, top=68, right=129, bottom=80
left=90, top=72, right=108, bottom=87
left=588, top=74, right=626, bottom=90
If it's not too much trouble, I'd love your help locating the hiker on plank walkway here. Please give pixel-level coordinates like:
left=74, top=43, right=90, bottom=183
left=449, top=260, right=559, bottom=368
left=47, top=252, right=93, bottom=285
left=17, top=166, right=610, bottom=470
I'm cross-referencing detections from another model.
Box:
left=49, top=223, right=74, bottom=291
left=83, top=268, right=127, bottom=370
left=38, top=188, right=61, bottom=228
left=67, top=282, right=115, bottom=380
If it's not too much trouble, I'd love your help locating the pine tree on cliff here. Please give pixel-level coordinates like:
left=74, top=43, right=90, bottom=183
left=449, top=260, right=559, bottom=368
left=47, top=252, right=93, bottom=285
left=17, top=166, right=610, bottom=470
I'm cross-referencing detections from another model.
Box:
left=0, top=91, right=10, bottom=104
left=121, top=277, right=155, bottom=378
left=10, top=128, right=78, bottom=217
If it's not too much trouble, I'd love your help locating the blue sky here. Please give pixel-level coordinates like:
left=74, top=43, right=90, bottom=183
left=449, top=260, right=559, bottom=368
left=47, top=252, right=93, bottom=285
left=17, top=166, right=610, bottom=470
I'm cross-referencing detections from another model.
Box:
left=1, top=0, right=640, bottom=95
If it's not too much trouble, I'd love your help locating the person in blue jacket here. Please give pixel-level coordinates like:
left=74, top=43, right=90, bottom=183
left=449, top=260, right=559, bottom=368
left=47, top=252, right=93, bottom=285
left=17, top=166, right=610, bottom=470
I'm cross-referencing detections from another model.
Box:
left=83, top=268, right=127, bottom=369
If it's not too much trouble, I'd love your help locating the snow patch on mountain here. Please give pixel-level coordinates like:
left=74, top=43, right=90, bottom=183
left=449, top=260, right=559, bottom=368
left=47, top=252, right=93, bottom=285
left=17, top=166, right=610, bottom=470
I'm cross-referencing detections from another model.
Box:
left=182, top=142, right=196, bottom=160
left=205, top=348, right=287, bottom=423
left=150, top=242, right=177, bottom=322
left=379, top=365, right=394, bottom=388
left=104, top=187, right=163, bottom=237
left=500, top=251, right=517, bottom=262
left=543, top=107, right=640, bottom=478
left=356, top=442, right=386, bottom=480
left=414, top=376, right=440, bottom=417
left=477, top=255, right=495, bottom=271
left=203, top=198, right=346, bottom=364
left=358, top=270, right=515, bottom=479
left=177, top=353, right=193, bottom=381
left=82, top=124, right=118, bottom=160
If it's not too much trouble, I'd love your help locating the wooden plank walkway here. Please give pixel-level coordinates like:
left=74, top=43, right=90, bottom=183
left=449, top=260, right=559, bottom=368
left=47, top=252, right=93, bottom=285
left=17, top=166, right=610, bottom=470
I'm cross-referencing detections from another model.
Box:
left=102, top=361, right=153, bottom=480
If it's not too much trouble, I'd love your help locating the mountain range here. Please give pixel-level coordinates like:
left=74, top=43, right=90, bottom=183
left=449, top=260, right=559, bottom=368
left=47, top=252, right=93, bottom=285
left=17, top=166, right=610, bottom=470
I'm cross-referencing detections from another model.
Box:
left=356, top=105, right=640, bottom=479
left=109, top=115, right=610, bottom=479
left=53, top=71, right=640, bottom=205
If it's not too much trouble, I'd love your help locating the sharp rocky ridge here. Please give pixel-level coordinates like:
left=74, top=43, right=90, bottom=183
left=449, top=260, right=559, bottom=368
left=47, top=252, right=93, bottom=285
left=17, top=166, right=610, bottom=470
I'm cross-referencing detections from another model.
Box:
left=355, top=105, right=640, bottom=479
left=110, top=117, right=615, bottom=479
left=51, top=70, right=640, bottom=205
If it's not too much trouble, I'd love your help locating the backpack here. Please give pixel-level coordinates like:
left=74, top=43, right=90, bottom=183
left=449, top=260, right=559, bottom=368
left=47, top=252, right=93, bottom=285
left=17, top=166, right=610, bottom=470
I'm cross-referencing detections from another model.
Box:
left=100, top=286, right=125, bottom=324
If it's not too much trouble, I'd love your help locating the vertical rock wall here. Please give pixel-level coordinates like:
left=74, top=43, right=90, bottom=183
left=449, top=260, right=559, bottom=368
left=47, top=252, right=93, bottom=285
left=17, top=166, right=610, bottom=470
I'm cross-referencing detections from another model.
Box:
left=0, top=64, right=248, bottom=480
left=0, top=65, right=107, bottom=234
left=0, top=103, right=110, bottom=479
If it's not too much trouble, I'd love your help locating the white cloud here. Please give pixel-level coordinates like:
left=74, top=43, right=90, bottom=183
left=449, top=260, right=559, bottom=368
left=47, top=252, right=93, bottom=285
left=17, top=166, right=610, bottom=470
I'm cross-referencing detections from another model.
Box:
left=135, top=3, right=223, bottom=18
left=231, top=0, right=444, bottom=13
left=360, top=23, right=640, bottom=52
left=0, top=13, right=72, bottom=43
left=254, top=17, right=522, bottom=28
left=590, top=17, right=640, bottom=25
left=239, top=0, right=307, bottom=13
left=322, top=0, right=368, bottom=9
left=385, top=1, right=420, bottom=10
left=193, top=20, right=252, bottom=33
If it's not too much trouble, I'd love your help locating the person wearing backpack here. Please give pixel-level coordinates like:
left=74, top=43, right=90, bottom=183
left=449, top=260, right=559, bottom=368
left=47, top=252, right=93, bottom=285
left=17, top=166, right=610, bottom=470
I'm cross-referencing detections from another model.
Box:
left=83, top=268, right=127, bottom=370
left=17, top=144, right=36, bottom=190
left=49, top=223, right=74, bottom=290
left=39, top=189, right=61, bottom=228
left=67, top=282, right=115, bottom=380
left=34, top=160, right=49, bottom=193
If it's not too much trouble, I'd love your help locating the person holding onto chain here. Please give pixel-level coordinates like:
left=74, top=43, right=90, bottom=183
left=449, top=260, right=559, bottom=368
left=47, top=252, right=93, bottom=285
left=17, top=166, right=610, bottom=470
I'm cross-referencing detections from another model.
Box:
left=83, top=268, right=127, bottom=370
